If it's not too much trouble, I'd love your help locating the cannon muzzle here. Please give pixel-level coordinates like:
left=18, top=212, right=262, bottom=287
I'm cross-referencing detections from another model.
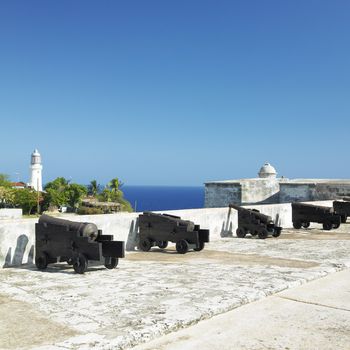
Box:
left=38, top=214, right=99, bottom=241
left=228, top=203, right=242, bottom=211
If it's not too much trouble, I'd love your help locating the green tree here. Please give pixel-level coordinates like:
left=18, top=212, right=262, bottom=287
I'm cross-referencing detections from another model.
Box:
left=44, top=177, right=70, bottom=192
left=99, top=188, right=112, bottom=202
left=0, top=173, right=11, bottom=187
left=118, top=197, right=133, bottom=212
left=13, top=188, right=38, bottom=215
left=97, top=177, right=132, bottom=212
left=88, top=180, right=100, bottom=197
left=65, top=183, right=87, bottom=209
left=43, top=177, right=88, bottom=211
left=42, top=177, right=70, bottom=210
left=0, top=186, right=15, bottom=207
left=108, top=177, right=124, bottom=201
left=43, top=188, right=68, bottom=209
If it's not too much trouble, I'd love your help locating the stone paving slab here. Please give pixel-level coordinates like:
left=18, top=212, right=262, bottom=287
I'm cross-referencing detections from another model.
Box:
left=279, top=268, right=350, bottom=311
left=1, top=228, right=350, bottom=350
left=133, top=270, right=350, bottom=350
left=0, top=294, right=77, bottom=349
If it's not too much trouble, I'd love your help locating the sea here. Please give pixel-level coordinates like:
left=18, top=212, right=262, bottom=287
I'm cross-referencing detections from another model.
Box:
left=122, top=186, right=204, bottom=212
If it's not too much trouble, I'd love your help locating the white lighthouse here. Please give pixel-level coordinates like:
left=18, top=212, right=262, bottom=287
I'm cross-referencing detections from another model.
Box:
left=29, top=149, right=43, bottom=191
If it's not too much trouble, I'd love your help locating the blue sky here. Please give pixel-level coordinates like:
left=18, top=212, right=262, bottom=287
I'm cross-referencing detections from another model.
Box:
left=0, top=0, right=349, bottom=186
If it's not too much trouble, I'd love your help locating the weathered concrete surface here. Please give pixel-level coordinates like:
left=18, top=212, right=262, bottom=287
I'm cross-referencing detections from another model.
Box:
left=1, top=225, right=350, bottom=350
left=0, top=294, right=77, bottom=349
left=133, top=270, right=350, bottom=350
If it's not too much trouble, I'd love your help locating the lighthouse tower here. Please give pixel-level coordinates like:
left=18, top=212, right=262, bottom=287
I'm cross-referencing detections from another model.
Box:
left=29, top=149, right=43, bottom=191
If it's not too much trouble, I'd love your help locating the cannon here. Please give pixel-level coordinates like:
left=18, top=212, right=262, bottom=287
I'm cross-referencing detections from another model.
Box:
left=229, top=204, right=282, bottom=239
left=292, top=203, right=341, bottom=230
left=35, top=214, right=125, bottom=274
left=138, top=212, right=209, bottom=254
left=333, top=200, right=350, bottom=223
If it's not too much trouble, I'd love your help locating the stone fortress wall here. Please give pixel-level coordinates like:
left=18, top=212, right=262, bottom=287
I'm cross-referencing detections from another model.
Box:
left=205, top=163, right=350, bottom=207
left=0, top=200, right=333, bottom=269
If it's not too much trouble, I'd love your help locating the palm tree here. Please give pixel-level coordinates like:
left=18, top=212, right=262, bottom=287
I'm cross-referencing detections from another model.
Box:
left=109, top=178, right=122, bottom=193
left=108, top=177, right=123, bottom=201
left=88, top=180, right=99, bottom=197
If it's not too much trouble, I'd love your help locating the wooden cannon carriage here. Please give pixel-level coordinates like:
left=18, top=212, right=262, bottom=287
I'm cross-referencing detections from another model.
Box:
left=35, top=214, right=125, bottom=274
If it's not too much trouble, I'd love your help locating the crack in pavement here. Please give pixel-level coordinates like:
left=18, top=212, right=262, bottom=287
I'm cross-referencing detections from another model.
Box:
left=277, top=295, right=350, bottom=313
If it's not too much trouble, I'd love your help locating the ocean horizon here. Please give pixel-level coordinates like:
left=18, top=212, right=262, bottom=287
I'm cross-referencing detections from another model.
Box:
left=121, top=185, right=204, bottom=212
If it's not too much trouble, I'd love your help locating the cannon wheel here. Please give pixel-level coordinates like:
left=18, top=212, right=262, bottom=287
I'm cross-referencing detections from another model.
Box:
left=35, top=253, right=48, bottom=270
left=176, top=240, right=189, bottom=254
left=105, top=257, right=118, bottom=269
left=157, top=241, right=168, bottom=249
left=236, top=227, right=246, bottom=238
left=272, top=229, right=281, bottom=238
left=333, top=222, right=340, bottom=229
left=73, top=254, right=88, bottom=274
left=322, top=221, right=333, bottom=231
left=302, top=222, right=310, bottom=228
left=194, top=241, right=205, bottom=251
left=258, top=229, right=268, bottom=239
left=341, top=215, right=347, bottom=223
left=139, top=238, right=152, bottom=252
left=293, top=221, right=302, bottom=229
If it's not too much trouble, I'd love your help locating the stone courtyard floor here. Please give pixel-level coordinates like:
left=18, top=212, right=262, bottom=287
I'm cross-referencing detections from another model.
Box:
left=1, top=224, right=350, bottom=350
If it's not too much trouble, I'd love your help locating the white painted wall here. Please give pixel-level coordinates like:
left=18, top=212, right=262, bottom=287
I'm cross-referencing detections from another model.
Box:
left=0, top=209, right=22, bottom=219
left=0, top=201, right=334, bottom=268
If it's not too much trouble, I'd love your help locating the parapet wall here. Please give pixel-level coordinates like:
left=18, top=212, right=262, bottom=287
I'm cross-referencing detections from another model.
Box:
left=279, top=183, right=350, bottom=202
left=204, top=179, right=281, bottom=207
left=0, top=201, right=334, bottom=268
left=205, top=179, right=350, bottom=207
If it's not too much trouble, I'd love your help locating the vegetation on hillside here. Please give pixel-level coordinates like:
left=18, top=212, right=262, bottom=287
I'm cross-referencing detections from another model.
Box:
left=0, top=173, right=39, bottom=214
left=99, top=178, right=133, bottom=212
left=0, top=173, right=133, bottom=215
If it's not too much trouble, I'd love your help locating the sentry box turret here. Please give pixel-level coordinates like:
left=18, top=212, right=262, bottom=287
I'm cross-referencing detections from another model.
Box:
left=292, top=202, right=341, bottom=230
left=138, top=212, right=209, bottom=254
left=35, top=214, right=125, bottom=274
left=229, top=204, right=282, bottom=239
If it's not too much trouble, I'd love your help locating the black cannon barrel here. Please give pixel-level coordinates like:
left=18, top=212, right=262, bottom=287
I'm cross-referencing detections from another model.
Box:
left=142, top=212, right=195, bottom=231
left=292, top=202, right=333, bottom=212
left=38, top=214, right=99, bottom=241
left=229, top=203, right=243, bottom=211
left=229, top=204, right=272, bottom=223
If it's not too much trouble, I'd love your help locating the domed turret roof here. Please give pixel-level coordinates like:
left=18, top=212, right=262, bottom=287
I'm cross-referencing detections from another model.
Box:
left=32, top=149, right=40, bottom=156
left=258, top=162, right=277, bottom=178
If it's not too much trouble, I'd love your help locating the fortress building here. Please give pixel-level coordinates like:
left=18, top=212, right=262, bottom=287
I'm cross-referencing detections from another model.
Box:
left=28, top=149, right=43, bottom=191
left=205, top=163, right=350, bottom=207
